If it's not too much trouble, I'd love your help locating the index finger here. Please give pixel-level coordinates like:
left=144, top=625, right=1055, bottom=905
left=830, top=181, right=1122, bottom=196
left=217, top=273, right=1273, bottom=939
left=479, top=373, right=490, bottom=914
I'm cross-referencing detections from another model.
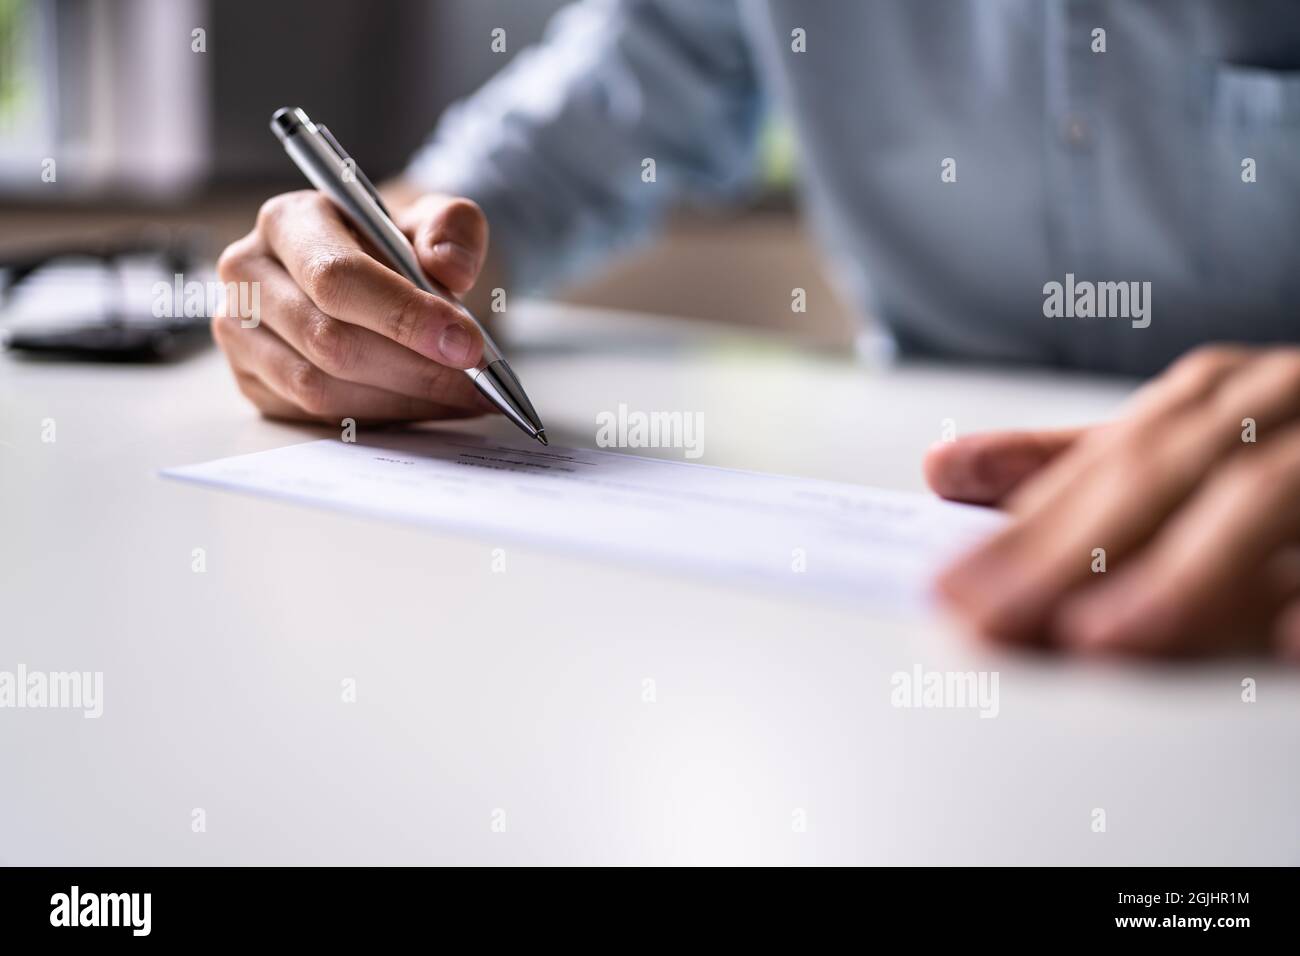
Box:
left=257, top=191, right=483, bottom=369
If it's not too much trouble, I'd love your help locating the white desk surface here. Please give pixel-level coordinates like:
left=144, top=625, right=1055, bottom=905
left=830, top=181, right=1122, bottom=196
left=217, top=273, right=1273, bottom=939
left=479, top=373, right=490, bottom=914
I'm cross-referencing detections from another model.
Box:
left=3, top=304, right=1297, bottom=865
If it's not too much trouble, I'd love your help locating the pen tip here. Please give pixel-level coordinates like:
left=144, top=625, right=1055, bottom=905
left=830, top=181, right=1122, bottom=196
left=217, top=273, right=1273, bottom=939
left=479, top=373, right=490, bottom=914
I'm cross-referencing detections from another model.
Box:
left=536, top=430, right=549, bottom=446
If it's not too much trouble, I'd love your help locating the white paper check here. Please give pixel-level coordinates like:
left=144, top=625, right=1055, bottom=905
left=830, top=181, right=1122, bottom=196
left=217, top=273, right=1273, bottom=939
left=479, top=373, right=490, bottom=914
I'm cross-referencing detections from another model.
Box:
left=163, top=432, right=1003, bottom=605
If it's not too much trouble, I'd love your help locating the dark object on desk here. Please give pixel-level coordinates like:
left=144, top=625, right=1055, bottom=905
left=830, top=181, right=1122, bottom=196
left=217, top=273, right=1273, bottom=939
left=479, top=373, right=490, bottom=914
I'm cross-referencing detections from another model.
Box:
left=0, top=232, right=214, bottom=362
left=4, top=319, right=212, bottom=362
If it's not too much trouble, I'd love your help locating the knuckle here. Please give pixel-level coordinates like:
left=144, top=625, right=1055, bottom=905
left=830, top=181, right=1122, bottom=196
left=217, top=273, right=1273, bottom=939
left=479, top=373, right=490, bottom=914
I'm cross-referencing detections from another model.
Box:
left=1265, top=351, right=1300, bottom=401
left=1213, top=350, right=1300, bottom=427
left=1246, top=450, right=1296, bottom=500
left=1216, top=450, right=1285, bottom=505
left=399, top=395, right=434, bottom=420
left=209, top=312, right=240, bottom=349
left=284, top=360, right=328, bottom=415
left=216, top=236, right=257, bottom=283
left=1111, top=422, right=1152, bottom=460
left=1172, top=345, right=1238, bottom=386
left=302, top=314, right=353, bottom=374
left=255, top=193, right=290, bottom=232
left=255, top=189, right=315, bottom=233
left=428, top=365, right=484, bottom=409
left=419, top=362, right=458, bottom=401
left=1104, top=429, right=1155, bottom=484
left=301, top=250, right=361, bottom=312
left=389, top=288, right=429, bottom=349
left=233, top=371, right=263, bottom=405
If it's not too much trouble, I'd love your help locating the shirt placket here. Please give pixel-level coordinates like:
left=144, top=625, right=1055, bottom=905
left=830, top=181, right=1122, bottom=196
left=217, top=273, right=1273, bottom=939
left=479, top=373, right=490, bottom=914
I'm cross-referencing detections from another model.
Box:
left=1044, top=0, right=1102, bottom=368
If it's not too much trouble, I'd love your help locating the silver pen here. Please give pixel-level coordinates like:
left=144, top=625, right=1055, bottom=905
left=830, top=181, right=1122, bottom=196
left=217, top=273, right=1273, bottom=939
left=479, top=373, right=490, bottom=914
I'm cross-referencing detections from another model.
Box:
left=270, top=107, right=548, bottom=445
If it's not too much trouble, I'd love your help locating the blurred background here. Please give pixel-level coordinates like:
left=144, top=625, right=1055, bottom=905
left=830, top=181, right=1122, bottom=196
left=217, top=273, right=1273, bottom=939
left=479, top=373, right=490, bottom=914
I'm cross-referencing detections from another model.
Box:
left=0, top=0, right=856, bottom=353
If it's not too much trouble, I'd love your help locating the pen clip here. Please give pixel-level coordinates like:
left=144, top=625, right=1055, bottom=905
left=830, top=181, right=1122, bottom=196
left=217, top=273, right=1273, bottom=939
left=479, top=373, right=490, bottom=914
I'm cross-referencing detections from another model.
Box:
left=316, top=123, right=392, bottom=218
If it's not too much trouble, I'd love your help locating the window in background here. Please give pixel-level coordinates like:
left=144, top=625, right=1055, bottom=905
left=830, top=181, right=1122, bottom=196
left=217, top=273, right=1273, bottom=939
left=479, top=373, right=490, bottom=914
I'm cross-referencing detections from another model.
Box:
left=0, top=0, right=56, bottom=188
left=0, top=0, right=565, bottom=199
left=0, top=0, right=208, bottom=200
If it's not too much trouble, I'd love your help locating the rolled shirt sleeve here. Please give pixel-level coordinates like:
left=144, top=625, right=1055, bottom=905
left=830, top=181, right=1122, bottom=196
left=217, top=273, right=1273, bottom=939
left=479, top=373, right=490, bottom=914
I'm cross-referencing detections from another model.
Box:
left=405, top=0, right=764, bottom=295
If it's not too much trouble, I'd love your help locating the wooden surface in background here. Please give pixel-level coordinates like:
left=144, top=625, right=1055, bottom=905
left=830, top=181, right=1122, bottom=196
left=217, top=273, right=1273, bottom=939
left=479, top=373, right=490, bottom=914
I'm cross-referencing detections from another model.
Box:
left=0, top=194, right=859, bottom=350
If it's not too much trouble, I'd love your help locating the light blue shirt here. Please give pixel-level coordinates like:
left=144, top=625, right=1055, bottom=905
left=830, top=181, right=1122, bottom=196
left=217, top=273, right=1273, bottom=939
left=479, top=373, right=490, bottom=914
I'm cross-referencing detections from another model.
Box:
left=408, top=0, right=1300, bottom=375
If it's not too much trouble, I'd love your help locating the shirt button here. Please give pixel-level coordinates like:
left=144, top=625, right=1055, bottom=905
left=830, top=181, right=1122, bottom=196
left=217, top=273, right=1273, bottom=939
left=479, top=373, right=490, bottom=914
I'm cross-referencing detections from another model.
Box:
left=1064, top=117, right=1088, bottom=146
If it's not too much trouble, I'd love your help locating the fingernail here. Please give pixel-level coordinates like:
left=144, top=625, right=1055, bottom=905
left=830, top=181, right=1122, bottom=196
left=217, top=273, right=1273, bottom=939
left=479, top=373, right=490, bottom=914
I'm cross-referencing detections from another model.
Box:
left=432, top=241, right=477, bottom=277
left=438, top=322, right=475, bottom=366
